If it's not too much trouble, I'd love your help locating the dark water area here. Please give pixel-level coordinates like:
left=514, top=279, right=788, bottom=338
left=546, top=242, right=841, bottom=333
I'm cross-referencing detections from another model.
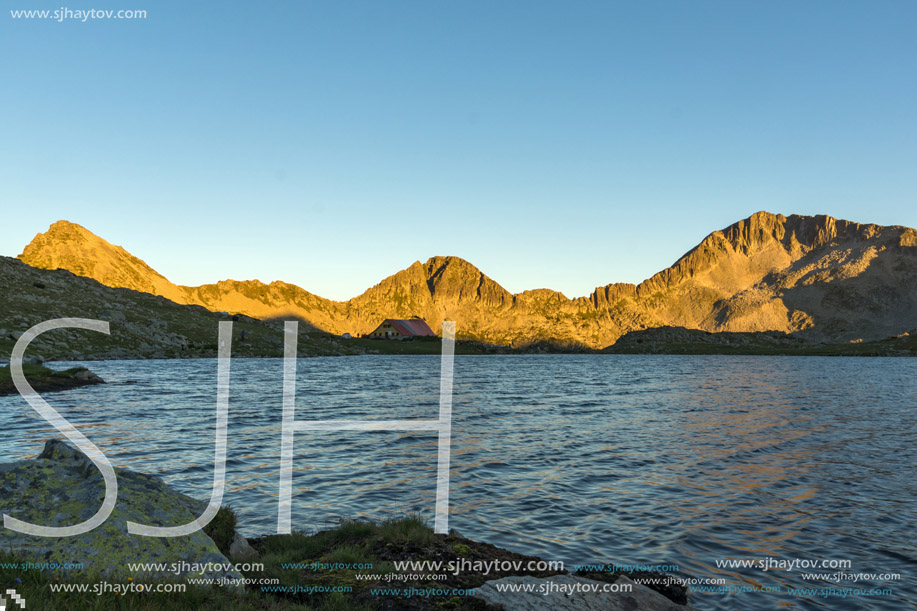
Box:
left=1, top=355, right=914, bottom=609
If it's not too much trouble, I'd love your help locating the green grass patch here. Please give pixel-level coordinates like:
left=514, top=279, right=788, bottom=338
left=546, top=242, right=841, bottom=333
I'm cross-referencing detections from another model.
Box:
left=377, top=515, right=433, bottom=546
left=203, top=504, right=238, bottom=557
left=0, top=364, right=100, bottom=396
left=322, top=545, right=369, bottom=565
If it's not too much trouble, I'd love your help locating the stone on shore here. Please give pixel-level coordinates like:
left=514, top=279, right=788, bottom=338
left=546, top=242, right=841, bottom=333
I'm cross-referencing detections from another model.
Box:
left=0, top=439, right=241, bottom=583
left=229, top=530, right=258, bottom=560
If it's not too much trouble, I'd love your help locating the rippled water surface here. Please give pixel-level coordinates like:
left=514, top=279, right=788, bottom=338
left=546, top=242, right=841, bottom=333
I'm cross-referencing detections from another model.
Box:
left=1, top=355, right=914, bottom=609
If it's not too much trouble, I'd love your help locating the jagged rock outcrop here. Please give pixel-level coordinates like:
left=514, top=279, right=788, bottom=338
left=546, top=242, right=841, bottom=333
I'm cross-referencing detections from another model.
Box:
left=17, top=213, right=917, bottom=348
left=0, top=439, right=241, bottom=581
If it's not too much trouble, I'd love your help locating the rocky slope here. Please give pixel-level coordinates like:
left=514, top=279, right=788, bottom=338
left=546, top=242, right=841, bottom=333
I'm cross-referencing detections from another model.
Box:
left=0, top=255, right=361, bottom=361
left=16, top=213, right=917, bottom=348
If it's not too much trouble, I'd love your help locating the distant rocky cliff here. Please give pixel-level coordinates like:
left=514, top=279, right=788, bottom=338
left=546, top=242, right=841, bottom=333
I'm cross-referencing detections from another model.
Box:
left=17, top=213, right=917, bottom=348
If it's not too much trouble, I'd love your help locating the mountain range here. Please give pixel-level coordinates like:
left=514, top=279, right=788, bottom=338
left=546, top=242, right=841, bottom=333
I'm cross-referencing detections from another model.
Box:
left=15, top=212, right=917, bottom=349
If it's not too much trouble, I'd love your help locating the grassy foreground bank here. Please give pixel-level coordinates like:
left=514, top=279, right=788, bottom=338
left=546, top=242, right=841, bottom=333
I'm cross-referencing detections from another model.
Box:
left=0, top=514, right=685, bottom=610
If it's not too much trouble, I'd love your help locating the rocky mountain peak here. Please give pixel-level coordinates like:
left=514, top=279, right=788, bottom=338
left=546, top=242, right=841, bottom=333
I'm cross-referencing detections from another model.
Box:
left=20, top=220, right=100, bottom=258
left=420, top=256, right=512, bottom=306
left=18, top=220, right=181, bottom=301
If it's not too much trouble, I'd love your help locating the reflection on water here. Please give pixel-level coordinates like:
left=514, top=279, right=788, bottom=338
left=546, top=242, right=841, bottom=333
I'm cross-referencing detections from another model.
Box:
left=0, top=355, right=914, bottom=610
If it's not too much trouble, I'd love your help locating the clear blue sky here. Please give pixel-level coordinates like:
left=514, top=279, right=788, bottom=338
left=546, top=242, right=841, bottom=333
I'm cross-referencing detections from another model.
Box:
left=2, top=1, right=915, bottom=300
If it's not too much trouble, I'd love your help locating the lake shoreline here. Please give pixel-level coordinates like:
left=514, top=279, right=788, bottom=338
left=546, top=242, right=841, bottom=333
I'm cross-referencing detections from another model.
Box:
left=2, top=344, right=914, bottom=367
left=0, top=363, right=104, bottom=396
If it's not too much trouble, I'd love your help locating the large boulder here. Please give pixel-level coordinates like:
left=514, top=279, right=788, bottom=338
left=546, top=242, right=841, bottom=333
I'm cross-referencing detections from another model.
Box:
left=473, top=574, right=691, bottom=610
left=0, top=439, right=241, bottom=582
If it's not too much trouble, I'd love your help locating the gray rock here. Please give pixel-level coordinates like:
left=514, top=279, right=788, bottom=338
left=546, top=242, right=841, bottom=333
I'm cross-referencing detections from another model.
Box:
left=74, top=369, right=103, bottom=382
left=228, top=531, right=258, bottom=560
left=0, top=439, right=241, bottom=583
left=472, top=575, right=691, bottom=611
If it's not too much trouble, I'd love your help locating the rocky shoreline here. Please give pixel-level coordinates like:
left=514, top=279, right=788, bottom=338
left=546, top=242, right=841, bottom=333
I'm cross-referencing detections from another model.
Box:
left=605, top=325, right=917, bottom=356
left=0, top=362, right=104, bottom=396
left=244, top=524, right=690, bottom=610
left=0, top=440, right=691, bottom=610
